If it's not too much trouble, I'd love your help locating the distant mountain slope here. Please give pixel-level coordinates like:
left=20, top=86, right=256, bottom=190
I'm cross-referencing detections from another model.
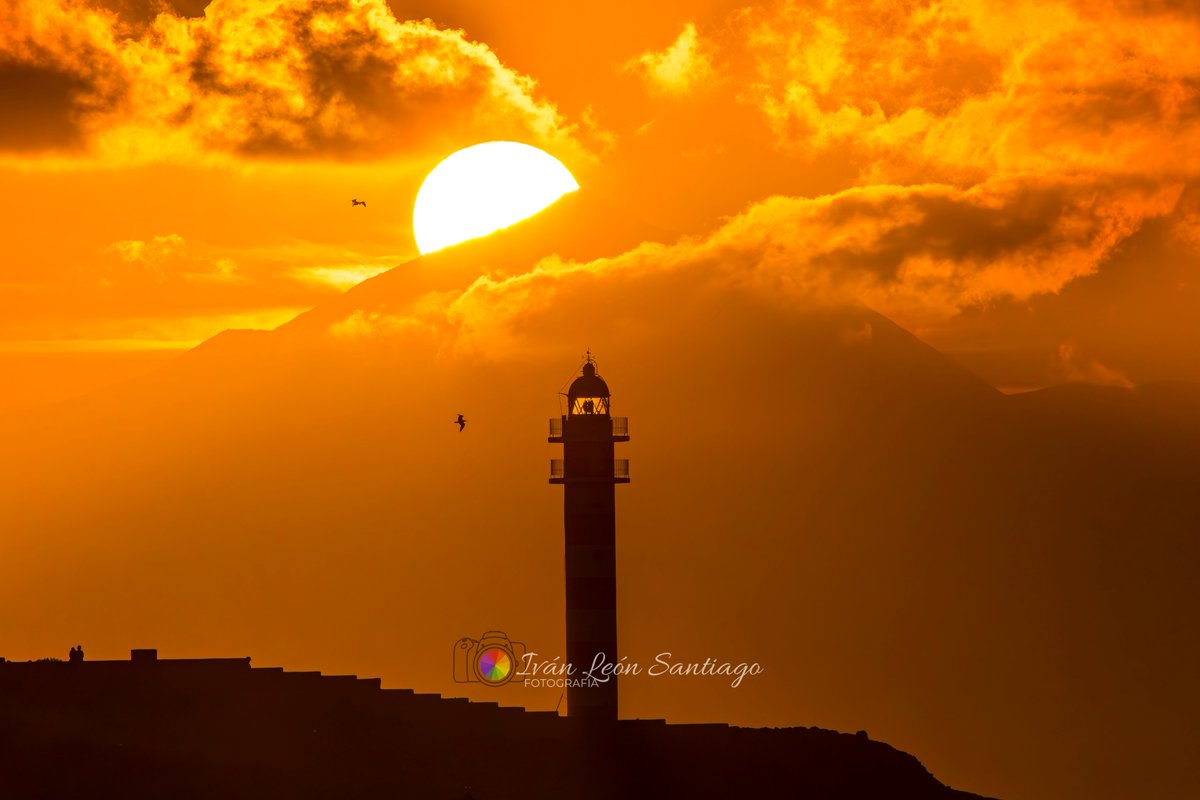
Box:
left=0, top=215, right=1197, bottom=800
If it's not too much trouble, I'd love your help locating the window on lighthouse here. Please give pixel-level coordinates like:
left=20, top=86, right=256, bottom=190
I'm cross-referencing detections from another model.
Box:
left=571, top=397, right=609, bottom=415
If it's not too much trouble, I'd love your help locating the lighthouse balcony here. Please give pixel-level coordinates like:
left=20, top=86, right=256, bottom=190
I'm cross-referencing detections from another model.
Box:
left=547, top=416, right=630, bottom=443
left=549, top=458, right=631, bottom=484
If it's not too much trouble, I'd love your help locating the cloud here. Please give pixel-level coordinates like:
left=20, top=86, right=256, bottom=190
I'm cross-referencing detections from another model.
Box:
left=841, top=321, right=873, bottom=345
left=322, top=175, right=1181, bottom=349
left=734, top=0, right=1200, bottom=184
left=102, top=233, right=245, bottom=282
left=1054, top=342, right=1134, bottom=388
left=626, top=23, right=715, bottom=96
left=0, top=0, right=588, bottom=163
left=294, top=264, right=393, bottom=289
left=1170, top=184, right=1200, bottom=252
left=99, top=234, right=413, bottom=289
left=0, top=0, right=128, bottom=152
left=107, top=233, right=187, bottom=263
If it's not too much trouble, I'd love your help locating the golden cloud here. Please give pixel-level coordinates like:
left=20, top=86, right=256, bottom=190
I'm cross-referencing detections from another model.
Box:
left=101, top=233, right=244, bottom=282
left=98, top=233, right=412, bottom=289
left=322, top=175, right=1180, bottom=351
left=736, top=0, right=1200, bottom=183
left=0, top=0, right=127, bottom=151
left=626, top=23, right=716, bottom=96
left=0, top=0, right=587, bottom=163
left=106, top=233, right=187, bottom=263
left=296, top=265, right=393, bottom=289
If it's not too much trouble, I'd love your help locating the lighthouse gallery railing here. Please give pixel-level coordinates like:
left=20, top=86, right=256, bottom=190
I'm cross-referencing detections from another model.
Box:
left=548, top=458, right=630, bottom=480
left=548, top=417, right=628, bottom=438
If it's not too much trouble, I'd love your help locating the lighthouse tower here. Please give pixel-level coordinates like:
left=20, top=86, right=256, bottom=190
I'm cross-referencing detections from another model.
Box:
left=549, top=354, right=629, bottom=720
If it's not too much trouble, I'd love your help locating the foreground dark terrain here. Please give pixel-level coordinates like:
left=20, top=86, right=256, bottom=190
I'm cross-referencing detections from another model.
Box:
left=0, top=652, right=989, bottom=800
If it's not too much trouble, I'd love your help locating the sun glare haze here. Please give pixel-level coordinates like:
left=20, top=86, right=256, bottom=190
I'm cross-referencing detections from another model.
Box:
left=412, top=141, right=579, bottom=254
left=4, top=3, right=1200, bottom=799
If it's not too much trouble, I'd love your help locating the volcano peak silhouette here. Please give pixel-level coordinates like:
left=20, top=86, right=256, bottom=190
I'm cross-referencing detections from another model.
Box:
left=1, top=191, right=1198, bottom=800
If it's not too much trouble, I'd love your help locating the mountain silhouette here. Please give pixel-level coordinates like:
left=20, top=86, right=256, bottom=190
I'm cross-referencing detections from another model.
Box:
left=0, top=210, right=1197, bottom=800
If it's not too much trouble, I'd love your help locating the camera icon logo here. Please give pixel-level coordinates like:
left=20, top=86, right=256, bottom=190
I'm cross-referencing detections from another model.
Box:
left=453, top=631, right=527, bottom=686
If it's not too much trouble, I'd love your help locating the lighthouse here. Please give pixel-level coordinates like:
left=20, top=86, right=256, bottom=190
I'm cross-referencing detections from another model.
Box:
left=549, top=353, right=629, bottom=720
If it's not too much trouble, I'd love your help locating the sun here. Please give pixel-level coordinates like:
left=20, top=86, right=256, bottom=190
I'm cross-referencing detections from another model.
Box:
left=412, top=141, right=579, bottom=255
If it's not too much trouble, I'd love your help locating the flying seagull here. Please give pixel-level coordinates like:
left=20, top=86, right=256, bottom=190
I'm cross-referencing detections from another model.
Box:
left=351, top=198, right=366, bottom=207
left=455, top=414, right=467, bottom=432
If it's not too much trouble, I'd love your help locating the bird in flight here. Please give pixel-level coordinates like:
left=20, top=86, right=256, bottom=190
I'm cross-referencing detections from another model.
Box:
left=455, top=414, right=467, bottom=432
left=351, top=198, right=366, bottom=207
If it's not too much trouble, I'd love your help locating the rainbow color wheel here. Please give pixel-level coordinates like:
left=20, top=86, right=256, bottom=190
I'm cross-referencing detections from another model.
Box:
left=476, top=647, right=513, bottom=684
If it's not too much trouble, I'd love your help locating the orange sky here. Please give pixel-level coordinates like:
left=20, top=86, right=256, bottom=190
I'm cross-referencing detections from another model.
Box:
left=3, top=0, right=1199, bottom=405
left=3, top=3, right=1200, bottom=800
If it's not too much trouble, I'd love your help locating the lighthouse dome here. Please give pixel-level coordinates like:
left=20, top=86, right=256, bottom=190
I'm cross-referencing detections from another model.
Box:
left=567, top=361, right=610, bottom=415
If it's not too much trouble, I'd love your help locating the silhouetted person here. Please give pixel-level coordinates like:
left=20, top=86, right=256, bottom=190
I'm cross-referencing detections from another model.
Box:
left=455, top=414, right=467, bottom=432
left=351, top=198, right=366, bottom=207
left=68, top=646, right=82, bottom=663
